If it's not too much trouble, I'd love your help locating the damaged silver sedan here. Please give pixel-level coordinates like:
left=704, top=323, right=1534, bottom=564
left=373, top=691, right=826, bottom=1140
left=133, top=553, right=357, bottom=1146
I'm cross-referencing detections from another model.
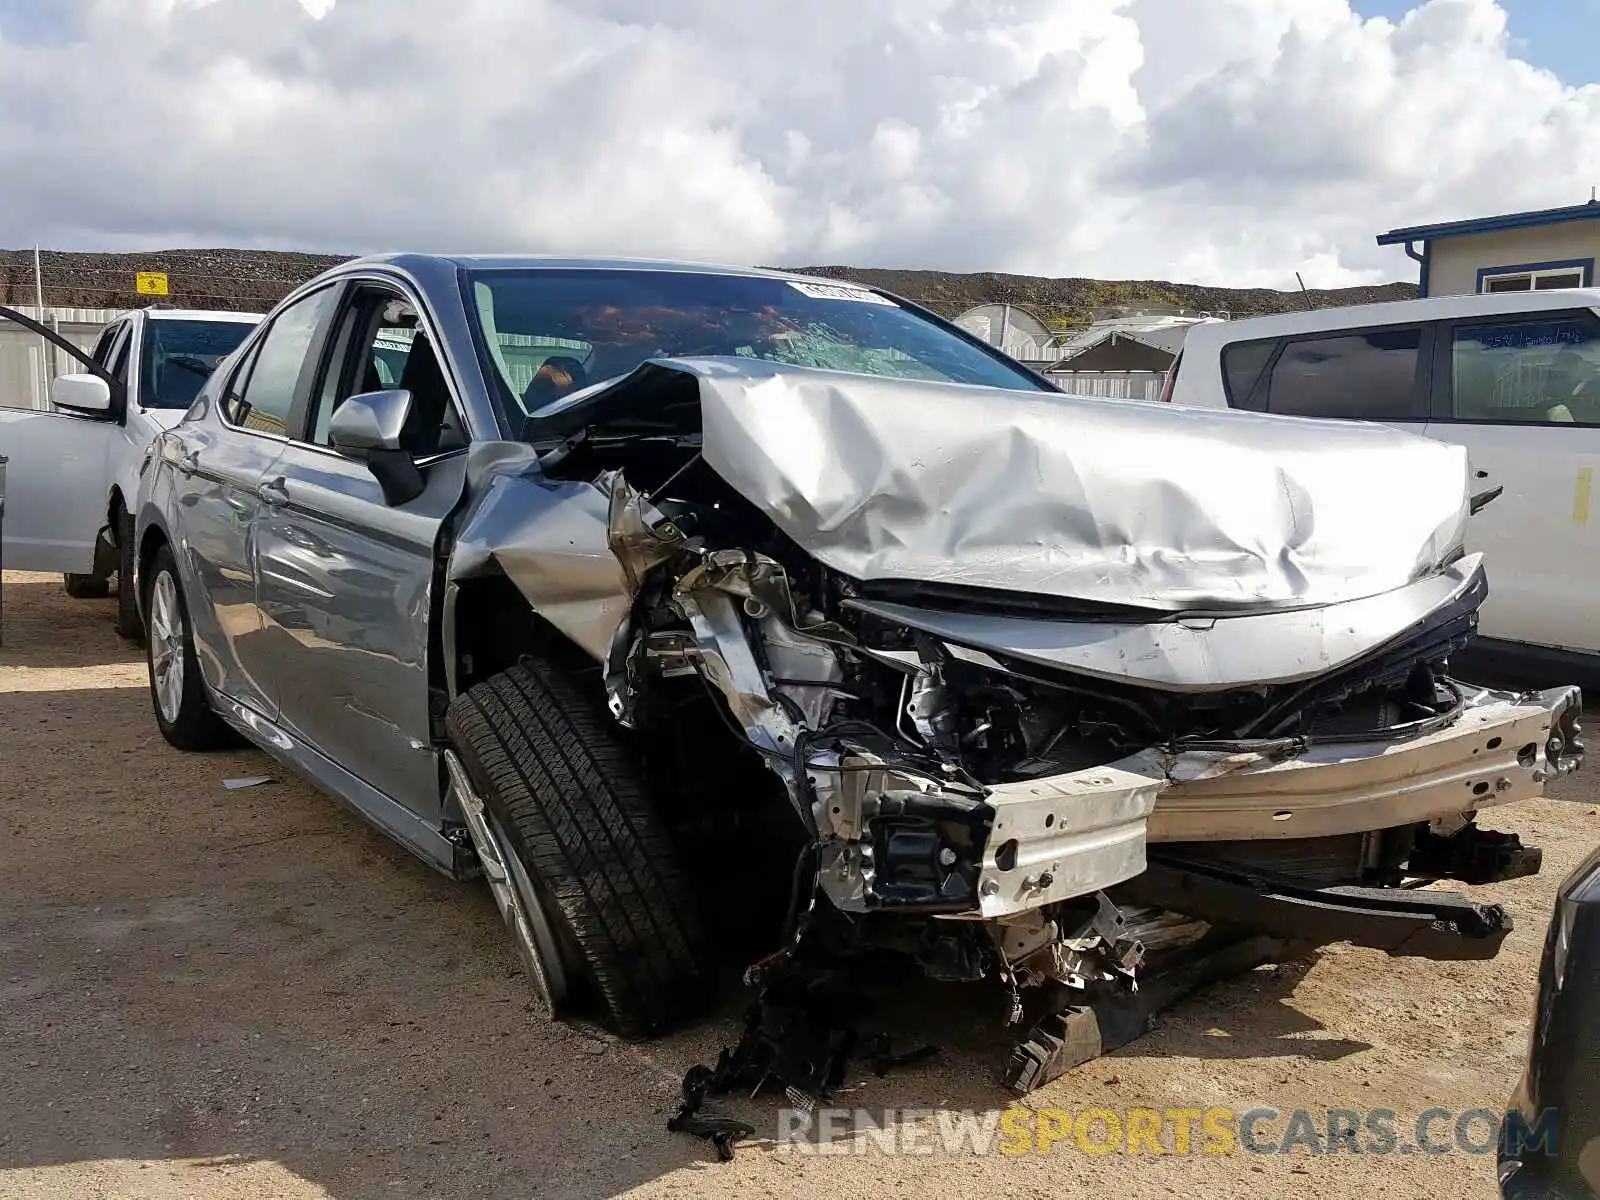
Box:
left=133, top=254, right=1583, bottom=1081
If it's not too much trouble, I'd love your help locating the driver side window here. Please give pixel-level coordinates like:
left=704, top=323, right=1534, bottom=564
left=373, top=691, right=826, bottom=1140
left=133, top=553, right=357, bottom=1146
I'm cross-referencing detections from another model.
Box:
left=309, top=287, right=467, bottom=454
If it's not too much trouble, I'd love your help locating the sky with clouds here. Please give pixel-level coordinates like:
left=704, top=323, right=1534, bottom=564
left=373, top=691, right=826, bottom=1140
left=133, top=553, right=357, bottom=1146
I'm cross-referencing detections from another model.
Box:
left=0, top=0, right=1597, bottom=288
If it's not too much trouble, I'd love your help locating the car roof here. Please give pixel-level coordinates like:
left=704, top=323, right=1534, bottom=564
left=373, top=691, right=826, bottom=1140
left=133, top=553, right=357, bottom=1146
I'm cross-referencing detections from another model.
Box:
left=1185, top=288, right=1600, bottom=347
left=140, top=307, right=263, bottom=323
left=341, top=252, right=862, bottom=289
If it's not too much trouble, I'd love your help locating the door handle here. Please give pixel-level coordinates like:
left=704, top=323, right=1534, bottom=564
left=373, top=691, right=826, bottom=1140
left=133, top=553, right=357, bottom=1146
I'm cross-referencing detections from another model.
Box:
left=176, top=449, right=200, bottom=477
left=1475, top=468, right=1490, bottom=480
left=256, top=476, right=290, bottom=507
left=1470, top=485, right=1504, bottom=515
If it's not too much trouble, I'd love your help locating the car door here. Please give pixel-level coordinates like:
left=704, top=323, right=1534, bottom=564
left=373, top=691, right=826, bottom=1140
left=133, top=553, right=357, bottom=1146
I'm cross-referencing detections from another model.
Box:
left=251, top=281, right=469, bottom=828
left=0, top=309, right=128, bottom=573
left=165, top=287, right=338, bottom=718
left=1424, top=308, right=1600, bottom=653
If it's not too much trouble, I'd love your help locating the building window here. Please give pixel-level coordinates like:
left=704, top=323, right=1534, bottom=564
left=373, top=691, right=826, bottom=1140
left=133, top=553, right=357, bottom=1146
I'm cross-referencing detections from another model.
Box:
left=1477, top=259, right=1593, bottom=293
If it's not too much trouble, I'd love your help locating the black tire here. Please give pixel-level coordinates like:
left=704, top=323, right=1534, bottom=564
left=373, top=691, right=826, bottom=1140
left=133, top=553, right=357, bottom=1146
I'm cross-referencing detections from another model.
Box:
left=143, top=544, right=233, bottom=752
left=446, top=659, right=713, bottom=1039
left=113, top=511, right=142, bottom=641
left=62, top=572, right=109, bottom=599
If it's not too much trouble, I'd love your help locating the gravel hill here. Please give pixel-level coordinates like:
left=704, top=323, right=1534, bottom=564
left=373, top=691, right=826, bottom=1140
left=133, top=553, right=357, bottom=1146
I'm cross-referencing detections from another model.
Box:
left=0, top=247, right=1418, bottom=324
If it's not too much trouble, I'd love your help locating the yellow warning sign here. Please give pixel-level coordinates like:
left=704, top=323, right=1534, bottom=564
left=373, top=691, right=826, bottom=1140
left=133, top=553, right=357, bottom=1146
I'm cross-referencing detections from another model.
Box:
left=135, top=271, right=169, bottom=296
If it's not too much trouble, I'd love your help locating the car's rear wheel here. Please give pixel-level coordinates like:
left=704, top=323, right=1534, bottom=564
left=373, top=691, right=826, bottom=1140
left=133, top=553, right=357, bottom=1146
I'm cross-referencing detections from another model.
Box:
left=62, top=572, right=109, bottom=599
left=144, top=545, right=232, bottom=751
left=113, top=511, right=142, bottom=641
left=445, top=658, right=713, bottom=1039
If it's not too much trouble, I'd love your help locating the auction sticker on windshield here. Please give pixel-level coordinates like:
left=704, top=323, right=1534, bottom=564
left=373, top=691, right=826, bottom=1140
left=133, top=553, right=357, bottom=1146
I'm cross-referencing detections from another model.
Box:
left=787, top=281, right=896, bottom=304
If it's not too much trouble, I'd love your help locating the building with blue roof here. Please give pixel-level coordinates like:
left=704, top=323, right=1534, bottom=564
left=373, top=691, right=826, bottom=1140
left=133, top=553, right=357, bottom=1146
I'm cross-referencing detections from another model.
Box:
left=1378, top=197, right=1600, bottom=297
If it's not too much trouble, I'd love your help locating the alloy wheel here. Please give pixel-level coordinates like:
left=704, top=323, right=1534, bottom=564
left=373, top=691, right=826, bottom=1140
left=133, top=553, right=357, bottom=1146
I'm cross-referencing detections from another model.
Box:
left=148, top=570, right=185, bottom=725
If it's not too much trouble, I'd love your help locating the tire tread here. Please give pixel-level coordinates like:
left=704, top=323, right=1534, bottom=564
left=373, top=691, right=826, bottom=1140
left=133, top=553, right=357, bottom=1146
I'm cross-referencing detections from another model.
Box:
left=447, top=660, right=711, bottom=1038
left=145, top=545, right=234, bottom=752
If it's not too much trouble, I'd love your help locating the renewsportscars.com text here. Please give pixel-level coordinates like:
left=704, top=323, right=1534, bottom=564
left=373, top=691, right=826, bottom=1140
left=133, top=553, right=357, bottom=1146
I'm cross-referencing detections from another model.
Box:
left=776, top=1106, right=1559, bottom=1158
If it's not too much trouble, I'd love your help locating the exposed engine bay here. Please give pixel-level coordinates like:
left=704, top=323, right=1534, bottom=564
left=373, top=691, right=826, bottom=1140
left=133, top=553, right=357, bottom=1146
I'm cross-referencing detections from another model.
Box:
left=449, top=358, right=1586, bottom=1049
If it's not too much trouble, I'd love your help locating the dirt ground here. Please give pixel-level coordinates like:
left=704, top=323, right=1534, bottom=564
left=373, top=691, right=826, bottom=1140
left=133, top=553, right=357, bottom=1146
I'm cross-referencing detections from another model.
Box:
left=1, top=568, right=1596, bottom=1200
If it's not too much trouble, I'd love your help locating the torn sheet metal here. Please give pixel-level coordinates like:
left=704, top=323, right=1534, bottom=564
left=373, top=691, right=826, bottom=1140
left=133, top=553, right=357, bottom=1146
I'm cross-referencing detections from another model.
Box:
left=844, top=555, right=1487, bottom=693
left=977, top=764, right=1167, bottom=918
left=972, top=684, right=1583, bottom=913
left=1144, top=685, right=1584, bottom=843
left=667, top=357, right=1470, bottom=611
left=447, top=467, right=630, bottom=661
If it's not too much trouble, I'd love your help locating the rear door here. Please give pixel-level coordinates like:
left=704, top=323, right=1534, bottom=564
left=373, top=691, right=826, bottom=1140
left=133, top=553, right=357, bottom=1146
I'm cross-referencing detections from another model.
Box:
left=1424, top=308, right=1600, bottom=652
left=0, top=310, right=127, bottom=573
left=165, top=289, right=337, bottom=717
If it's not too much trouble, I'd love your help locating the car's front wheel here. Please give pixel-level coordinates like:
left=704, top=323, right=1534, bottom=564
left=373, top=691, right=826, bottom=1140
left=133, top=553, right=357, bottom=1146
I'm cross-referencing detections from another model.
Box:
left=445, top=658, right=714, bottom=1039
left=143, top=544, right=232, bottom=751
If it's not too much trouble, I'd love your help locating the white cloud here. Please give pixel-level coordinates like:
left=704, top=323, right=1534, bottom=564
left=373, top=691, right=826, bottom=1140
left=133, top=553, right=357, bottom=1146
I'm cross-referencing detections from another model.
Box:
left=0, top=0, right=1597, bottom=287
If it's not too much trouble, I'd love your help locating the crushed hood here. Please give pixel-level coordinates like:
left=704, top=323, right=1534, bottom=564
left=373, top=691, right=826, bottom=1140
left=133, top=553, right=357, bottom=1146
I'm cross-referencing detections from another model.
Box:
left=539, top=358, right=1472, bottom=612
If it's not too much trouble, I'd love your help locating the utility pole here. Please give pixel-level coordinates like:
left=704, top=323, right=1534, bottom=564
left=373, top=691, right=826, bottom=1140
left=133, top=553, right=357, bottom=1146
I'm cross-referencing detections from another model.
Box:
left=32, top=246, right=47, bottom=409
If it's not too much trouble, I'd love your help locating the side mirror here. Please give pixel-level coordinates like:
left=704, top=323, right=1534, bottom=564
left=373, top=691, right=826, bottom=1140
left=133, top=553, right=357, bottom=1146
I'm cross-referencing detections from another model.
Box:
left=328, top=388, right=413, bottom=454
left=51, top=373, right=113, bottom=415
left=327, top=388, right=424, bottom=507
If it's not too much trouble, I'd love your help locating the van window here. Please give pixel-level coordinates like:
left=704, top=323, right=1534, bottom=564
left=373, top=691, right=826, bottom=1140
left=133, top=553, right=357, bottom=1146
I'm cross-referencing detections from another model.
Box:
left=1450, top=315, right=1600, bottom=425
left=1262, top=328, right=1422, bottom=420
left=1220, top=340, right=1275, bottom=406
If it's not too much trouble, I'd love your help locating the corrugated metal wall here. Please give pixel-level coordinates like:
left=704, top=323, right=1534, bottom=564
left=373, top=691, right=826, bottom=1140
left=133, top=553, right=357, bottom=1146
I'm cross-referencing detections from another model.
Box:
left=1045, top=370, right=1164, bottom=401
left=0, top=307, right=124, bottom=410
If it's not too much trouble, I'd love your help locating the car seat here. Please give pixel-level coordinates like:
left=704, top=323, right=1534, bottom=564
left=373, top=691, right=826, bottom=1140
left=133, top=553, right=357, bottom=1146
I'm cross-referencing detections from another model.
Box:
left=397, top=333, right=456, bottom=456
left=523, top=355, right=588, bottom=406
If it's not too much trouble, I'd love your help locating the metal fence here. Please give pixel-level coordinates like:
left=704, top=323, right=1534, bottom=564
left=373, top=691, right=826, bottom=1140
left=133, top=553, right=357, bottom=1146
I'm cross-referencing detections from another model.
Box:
left=1044, top=369, right=1165, bottom=402
left=0, top=306, right=123, bottom=410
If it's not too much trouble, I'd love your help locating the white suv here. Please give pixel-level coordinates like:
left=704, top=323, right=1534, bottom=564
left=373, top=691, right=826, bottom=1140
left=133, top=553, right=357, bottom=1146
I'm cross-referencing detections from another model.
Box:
left=1166, top=288, right=1600, bottom=677
left=0, top=305, right=259, bottom=636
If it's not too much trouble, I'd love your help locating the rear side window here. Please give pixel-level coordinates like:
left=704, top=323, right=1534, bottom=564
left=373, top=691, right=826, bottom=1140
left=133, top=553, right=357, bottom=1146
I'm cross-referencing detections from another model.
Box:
left=1450, top=314, right=1600, bottom=425
left=1262, top=327, right=1422, bottom=420
left=1220, top=340, right=1275, bottom=407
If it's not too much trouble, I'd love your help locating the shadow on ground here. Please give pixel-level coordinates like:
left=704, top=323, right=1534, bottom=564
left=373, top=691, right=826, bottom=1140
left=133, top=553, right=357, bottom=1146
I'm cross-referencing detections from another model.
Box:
left=0, top=575, right=143, bottom=670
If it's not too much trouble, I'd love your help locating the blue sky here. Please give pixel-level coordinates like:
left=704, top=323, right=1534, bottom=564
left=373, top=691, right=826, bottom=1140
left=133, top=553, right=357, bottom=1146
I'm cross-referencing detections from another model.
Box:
left=1357, top=0, right=1600, bottom=83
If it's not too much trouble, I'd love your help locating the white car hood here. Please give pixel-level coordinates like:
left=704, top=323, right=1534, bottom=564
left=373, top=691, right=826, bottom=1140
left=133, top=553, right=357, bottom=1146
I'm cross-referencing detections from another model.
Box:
left=658, top=358, right=1470, bottom=612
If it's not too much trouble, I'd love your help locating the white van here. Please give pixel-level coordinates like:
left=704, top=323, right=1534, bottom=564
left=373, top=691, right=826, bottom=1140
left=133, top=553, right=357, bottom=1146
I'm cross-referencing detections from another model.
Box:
left=1166, top=288, right=1600, bottom=679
